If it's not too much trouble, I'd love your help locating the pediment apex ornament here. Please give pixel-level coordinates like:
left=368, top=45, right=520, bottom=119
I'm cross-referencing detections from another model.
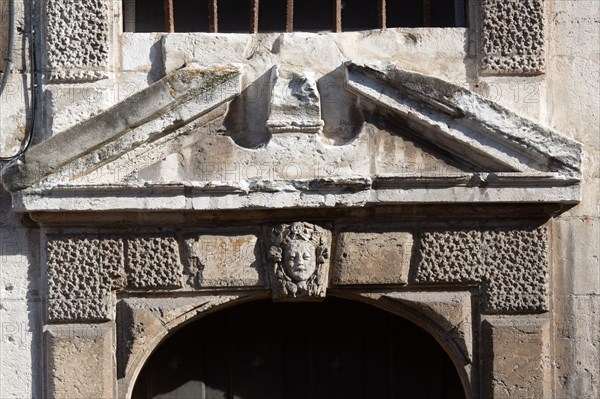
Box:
left=267, top=222, right=330, bottom=301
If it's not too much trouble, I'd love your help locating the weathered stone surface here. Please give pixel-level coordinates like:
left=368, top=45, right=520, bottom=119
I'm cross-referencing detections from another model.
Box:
left=47, top=236, right=126, bottom=322
left=266, top=222, right=331, bottom=300
left=480, top=0, right=545, bottom=75
left=552, top=295, right=600, bottom=399
left=0, top=1, right=596, bottom=397
left=45, top=323, right=115, bottom=398
left=1, top=65, right=242, bottom=192
left=483, top=227, right=549, bottom=313
left=345, top=62, right=581, bottom=178
left=116, top=300, right=167, bottom=380
left=266, top=66, right=324, bottom=134
left=126, top=236, right=183, bottom=289
left=414, top=230, right=483, bottom=284
left=414, top=226, right=549, bottom=313
left=383, top=291, right=474, bottom=363
left=45, top=0, right=109, bottom=82
left=332, top=232, right=413, bottom=285
left=482, top=317, right=551, bottom=398
left=184, top=234, right=263, bottom=287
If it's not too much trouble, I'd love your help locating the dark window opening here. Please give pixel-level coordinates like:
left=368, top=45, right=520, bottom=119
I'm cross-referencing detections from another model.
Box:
left=258, top=0, right=287, bottom=32
left=174, top=0, right=210, bottom=32
left=219, top=0, right=254, bottom=33
left=342, top=0, right=379, bottom=32
left=123, top=0, right=467, bottom=33
left=293, top=0, right=335, bottom=32
left=387, top=0, right=423, bottom=28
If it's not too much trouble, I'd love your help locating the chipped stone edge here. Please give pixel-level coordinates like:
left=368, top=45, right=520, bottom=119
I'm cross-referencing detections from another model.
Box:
left=344, top=61, right=581, bottom=178
left=1, top=64, right=243, bottom=192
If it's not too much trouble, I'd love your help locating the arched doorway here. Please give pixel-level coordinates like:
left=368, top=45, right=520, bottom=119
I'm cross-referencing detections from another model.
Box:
left=132, top=297, right=465, bottom=399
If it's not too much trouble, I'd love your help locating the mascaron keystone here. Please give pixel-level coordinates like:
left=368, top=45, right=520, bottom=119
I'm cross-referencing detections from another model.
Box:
left=267, top=222, right=330, bottom=300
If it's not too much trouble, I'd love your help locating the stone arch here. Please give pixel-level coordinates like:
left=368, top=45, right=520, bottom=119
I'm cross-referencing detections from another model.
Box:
left=119, top=293, right=270, bottom=399
left=126, top=294, right=470, bottom=398
left=329, top=291, right=474, bottom=398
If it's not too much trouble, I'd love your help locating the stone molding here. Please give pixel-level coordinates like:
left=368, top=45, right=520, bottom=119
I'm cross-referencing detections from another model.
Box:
left=44, top=0, right=110, bottom=82
left=115, top=291, right=474, bottom=398
left=480, top=0, right=545, bottom=75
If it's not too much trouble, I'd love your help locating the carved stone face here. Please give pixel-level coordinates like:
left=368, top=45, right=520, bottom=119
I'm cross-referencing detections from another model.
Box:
left=284, top=240, right=317, bottom=282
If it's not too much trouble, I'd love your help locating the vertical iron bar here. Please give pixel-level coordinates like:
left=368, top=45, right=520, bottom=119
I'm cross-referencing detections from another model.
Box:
left=334, top=0, right=342, bottom=32
left=164, top=0, right=174, bottom=32
left=286, top=0, right=294, bottom=32
left=422, top=0, right=431, bottom=27
left=209, top=0, right=218, bottom=32
left=379, top=0, right=386, bottom=30
left=123, top=0, right=136, bottom=32
left=251, top=0, right=259, bottom=33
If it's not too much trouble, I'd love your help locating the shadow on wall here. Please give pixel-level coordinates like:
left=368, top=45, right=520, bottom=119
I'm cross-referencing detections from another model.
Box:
left=224, top=68, right=272, bottom=149
left=223, top=65, right=365, bottom=149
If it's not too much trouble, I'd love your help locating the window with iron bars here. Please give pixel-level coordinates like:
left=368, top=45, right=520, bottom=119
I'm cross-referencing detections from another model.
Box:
left=123, top=0, right=467, bottom=33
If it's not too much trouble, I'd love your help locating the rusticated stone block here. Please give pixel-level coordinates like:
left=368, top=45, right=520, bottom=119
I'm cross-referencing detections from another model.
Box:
left=414, top=230, right=483, bottom=284
left=483, top=227, right=548, bottom=313
left=413, top=227, right=549, bottom=314
left=45, top=323, right=115, bottom=398
left=47, top=237, right=126, bottom=322
left=45, top=0, right=109, bottom=82
left=126, top=236, right=183, bottom=289
left=332, top=232, right=413, bottom=285
left=184, top=234, right=263, bottom=287
left=482, top=318, right=551, bottom=398
left=480, top=0, right=545, bottom=74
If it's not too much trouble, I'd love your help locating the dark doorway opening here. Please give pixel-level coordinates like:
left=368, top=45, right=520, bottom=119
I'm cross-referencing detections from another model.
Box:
left=132, top=297, right=465, bottom=399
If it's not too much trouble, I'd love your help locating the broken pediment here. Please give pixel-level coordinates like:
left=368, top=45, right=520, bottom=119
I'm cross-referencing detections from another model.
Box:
left=1, top=63, right=582, bottom=214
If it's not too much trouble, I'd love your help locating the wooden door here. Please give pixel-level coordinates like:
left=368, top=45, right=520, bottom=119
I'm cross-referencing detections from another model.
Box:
left=132, top=298, right=465, bottom=399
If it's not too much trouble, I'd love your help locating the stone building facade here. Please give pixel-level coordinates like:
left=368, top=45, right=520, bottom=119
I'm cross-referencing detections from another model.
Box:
left=0, top=0, right=598, bottom=398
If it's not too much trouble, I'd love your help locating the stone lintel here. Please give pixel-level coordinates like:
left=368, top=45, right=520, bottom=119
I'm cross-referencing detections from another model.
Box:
left=184, top=234, right=264, bottom=288
left=331, top=231, right=413, bottom=285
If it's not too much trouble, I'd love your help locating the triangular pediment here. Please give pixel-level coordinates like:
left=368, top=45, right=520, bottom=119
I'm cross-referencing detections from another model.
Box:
left=1, top=63, right=582, bottom=214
